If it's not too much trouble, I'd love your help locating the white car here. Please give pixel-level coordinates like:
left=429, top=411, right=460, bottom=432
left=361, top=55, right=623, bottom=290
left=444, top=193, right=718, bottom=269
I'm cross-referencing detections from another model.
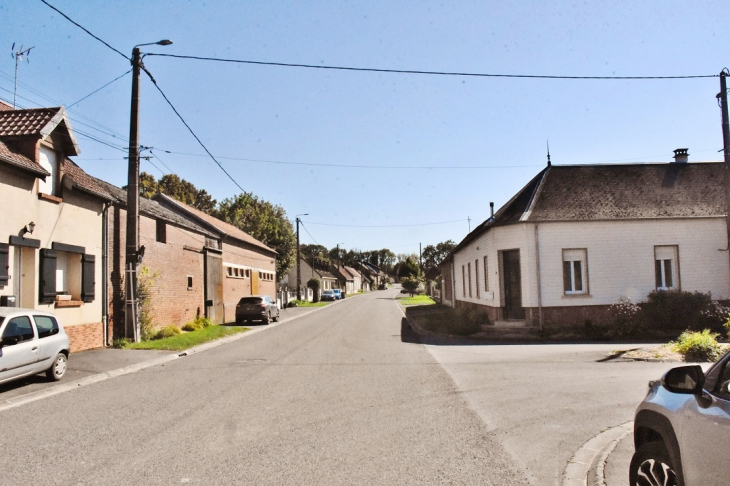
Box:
left=0, top=307, right=70, bottom=385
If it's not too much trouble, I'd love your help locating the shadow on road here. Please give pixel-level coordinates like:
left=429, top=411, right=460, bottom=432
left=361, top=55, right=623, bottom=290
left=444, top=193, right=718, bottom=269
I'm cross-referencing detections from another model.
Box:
left=400, top=318, right=495, bottom=346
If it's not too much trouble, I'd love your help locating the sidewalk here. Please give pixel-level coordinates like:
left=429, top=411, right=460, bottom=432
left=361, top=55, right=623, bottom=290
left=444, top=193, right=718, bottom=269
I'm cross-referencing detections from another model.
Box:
left=564, top=422, right=633, bottom=486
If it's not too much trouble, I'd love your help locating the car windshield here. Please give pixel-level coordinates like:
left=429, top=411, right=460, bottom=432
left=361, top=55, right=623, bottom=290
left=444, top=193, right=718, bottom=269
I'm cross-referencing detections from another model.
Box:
left=239, top=297, right=263, bottom=305
left=323, top=291, right=334, bottom=294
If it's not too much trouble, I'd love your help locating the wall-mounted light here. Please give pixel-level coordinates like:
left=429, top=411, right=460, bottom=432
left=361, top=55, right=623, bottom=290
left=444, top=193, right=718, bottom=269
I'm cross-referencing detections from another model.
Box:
left=22, top=221, right=35, bottom=236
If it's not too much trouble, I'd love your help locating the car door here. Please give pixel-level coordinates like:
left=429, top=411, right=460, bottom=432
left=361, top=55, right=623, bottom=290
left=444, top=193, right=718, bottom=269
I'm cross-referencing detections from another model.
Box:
left=678, top=356, right=730, bottom=486
left=0, top=315, right=40, bottom=383
left=32, top=314, right=61, bottom=368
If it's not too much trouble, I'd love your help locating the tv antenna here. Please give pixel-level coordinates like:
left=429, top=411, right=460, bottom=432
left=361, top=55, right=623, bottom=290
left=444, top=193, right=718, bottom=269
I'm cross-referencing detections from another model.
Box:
left=11, top=43, right=34, bottom=109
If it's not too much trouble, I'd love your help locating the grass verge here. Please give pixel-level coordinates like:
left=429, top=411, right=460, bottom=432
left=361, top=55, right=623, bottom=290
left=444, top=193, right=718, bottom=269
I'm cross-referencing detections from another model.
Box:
left=396, top=294, right=435, bottom=306
left=118, top=325, right=249, bottom=351
left=289, top=300, right=329, bottom=307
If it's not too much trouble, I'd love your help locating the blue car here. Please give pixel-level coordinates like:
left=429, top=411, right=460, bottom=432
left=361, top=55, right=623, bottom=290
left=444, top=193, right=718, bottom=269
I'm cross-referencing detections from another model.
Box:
left=332, top=289, right=342, bottom=300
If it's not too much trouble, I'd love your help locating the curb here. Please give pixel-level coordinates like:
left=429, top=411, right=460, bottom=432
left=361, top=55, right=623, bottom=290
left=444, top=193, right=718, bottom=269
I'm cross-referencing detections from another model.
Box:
left=562, top=421, right=633, bottom=486
left=0, top=301, right=333, bottom=413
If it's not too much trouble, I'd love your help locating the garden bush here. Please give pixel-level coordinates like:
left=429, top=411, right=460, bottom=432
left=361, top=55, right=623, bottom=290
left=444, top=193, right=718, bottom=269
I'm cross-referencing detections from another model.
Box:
left=182, top=316, right=213, bottom=331
left=672, top=329, right=723, bottom=362
left=608, top=296, right=640, bottom=338
left=153, top=325, right=182, bottom=340
left=640, top=290, right=725, bottom=332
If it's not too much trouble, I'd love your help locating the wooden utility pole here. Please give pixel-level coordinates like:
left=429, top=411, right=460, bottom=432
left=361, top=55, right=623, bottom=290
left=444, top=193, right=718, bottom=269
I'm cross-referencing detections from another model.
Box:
left=719, top=70, right=730, bottom=268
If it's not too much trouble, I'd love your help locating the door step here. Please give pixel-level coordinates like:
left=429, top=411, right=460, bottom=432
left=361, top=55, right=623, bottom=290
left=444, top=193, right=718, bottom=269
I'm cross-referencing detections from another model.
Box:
left=493, top=320, right=531, bottom=328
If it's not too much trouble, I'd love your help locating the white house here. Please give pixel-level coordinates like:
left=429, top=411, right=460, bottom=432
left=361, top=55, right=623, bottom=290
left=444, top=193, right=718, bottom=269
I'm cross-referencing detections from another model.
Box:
left=442, top=150, right=730, bottom=330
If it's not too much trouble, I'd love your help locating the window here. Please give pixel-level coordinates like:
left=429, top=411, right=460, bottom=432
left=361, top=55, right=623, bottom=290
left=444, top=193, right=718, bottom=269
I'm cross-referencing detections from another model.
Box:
left=34, top=315, right=59, bottom=339
left=655, top=246, right=679, bottom=290
left=52, top=251, right=81, bottom=299
left=468, top=262, right=472, bottom=297
left=38, top=145, right=58, bottom=195
left=227, top=267, right=233, bottom=277
left=40, top=245, right=95, bottom=304
left=462, top=265, right=466, bottom=297
left=156, top=220, right=167, bottom=243
left=187, top=276, right=193, bottom=290
left=2, top=316, right=34, bottom=343
left=475, top=259, right=480, bottom=298
left=483, top=256, right=489, bottom=292
left=563, top=249, right=588, bottom=295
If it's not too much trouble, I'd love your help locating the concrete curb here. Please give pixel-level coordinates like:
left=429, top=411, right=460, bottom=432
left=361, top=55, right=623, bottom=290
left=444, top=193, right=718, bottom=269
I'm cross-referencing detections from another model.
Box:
left=0, top=302, right=333, bottom=413
left=562, top=421, right=633, bottom=486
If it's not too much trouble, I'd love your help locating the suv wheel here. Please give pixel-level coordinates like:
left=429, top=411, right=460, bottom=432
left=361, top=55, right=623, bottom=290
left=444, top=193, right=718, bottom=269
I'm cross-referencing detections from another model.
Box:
left=629, top=441, right=681, bottom=486
left=46, top=353, right=67, bottom=381
left=263, top=312, right=270, bottom=325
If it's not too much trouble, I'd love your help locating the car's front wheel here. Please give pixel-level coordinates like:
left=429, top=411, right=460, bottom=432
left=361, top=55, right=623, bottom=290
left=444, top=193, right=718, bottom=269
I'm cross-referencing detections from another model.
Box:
left=629, top=441, right=681, bottom=486
left=46, top=353, right=67, bottom=381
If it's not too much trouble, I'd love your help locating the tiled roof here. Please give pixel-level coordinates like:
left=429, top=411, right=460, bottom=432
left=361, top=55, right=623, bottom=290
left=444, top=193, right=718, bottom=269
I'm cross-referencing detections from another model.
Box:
left=526, top=163, right=724, bottom=220
left=0, top=140, right=48, bottom=176
left=0, top=100, right=13, bottom=111
left=0, top=106, right=79, bottom=155
left=154, top=193, right=276, bottom=254
left=317, top=270, right=336, bottom=280
left=344, top=266, right=361, bottom=279
left=61, top=162, right=216, bottom=237
left=452, top=161, right=725, bottom=254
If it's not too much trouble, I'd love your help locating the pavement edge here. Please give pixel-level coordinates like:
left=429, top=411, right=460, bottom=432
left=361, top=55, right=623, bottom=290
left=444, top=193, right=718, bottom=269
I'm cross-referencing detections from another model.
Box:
left=562, top=421, right=633, bottom=486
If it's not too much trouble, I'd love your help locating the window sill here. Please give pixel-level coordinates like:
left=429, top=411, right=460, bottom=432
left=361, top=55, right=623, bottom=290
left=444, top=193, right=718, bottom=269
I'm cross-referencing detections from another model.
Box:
left=39, top=193, right=63, bottom=204
left=562, top=293, right=591, bottom=298
left=55, top=300, right=83, bottom=308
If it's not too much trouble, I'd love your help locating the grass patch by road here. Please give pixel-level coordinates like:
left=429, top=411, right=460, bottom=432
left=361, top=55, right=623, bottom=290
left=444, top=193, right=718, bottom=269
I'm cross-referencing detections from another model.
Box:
left=117, top=325, right=248, bottom=351
left=396, top=294, right=435, bottom=306
left=289, top=300, right=329, bottom=307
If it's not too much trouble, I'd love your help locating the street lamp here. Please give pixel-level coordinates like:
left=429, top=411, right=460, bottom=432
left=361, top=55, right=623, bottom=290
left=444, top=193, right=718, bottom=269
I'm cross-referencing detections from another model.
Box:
left=125, top=39, right=172, bottom=342
left=336, top=242, right=344, bottom=289
left=295, top=214, right=308, bottom=301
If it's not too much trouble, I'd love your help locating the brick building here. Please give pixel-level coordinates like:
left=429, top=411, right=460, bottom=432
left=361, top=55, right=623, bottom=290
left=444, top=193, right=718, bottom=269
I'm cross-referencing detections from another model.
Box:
left=443, top=151, right=730, bottom=330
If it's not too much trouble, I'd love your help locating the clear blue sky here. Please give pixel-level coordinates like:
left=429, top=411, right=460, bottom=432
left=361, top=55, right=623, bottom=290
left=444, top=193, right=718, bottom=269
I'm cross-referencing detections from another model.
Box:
left=2, top=1, right=728, bottom=257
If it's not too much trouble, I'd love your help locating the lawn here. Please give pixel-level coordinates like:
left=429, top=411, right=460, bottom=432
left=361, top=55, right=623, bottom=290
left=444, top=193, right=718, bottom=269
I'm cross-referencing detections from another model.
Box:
left=397, top=294, right=436, bottom=306
left=119, top=325, right=249, bottom=351
left=289, top=300, right=329, bottom=307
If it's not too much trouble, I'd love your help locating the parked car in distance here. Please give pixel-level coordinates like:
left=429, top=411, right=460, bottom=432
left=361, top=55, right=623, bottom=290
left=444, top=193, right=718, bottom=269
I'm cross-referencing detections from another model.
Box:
left=332, top=289, right=342, bottom=300
left=321, top=290, right=336, bottom=302
left=235, top=295, right=279, bottom=324
left=378, top=283, right=387, bottom=290
left=630, top=350, right=730, bottom=486
left=0, top=307, right=70, bottom=385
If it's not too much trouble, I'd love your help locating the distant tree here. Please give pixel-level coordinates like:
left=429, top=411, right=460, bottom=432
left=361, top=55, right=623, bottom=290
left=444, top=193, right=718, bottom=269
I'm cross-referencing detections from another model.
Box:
left=301, top=244, right=329, bottom=262
left=397, top=257, right=420, bottom=279
left=401, top=275, right=421, bottom=296
left=307, top=278, right=321, bottom=303
left=158, top=174, right=217, bottom=214
left=139, top=172, right=158, bottom=199
left=422, top=240, right=456, bottom=276
left=216, top=192, right=296, bottom=279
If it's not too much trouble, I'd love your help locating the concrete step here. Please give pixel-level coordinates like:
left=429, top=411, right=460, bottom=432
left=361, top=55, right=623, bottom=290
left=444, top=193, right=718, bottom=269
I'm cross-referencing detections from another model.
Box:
left=492, top=320, right=531, bottom=328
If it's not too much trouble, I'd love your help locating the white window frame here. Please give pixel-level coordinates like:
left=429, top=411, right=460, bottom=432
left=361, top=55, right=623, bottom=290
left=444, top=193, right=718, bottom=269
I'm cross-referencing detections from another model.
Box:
left=562, top=248, right=588, bottom=295
left=655, top=245, right=679, bottom=291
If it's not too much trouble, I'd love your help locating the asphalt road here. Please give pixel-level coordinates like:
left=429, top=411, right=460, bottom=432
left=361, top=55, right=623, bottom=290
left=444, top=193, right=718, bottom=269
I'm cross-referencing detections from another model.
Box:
left=0, top=290, right=530, bottom=485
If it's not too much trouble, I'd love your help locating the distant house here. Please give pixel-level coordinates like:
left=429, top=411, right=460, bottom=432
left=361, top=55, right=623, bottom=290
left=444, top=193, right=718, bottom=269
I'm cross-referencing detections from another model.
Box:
left=344, top=266, right=363, bottom=293
left=0, top=103, right=111, bottom=351
left=281, top=259, right=337, bottom=299
left=153, top=194, right=277, bottom=324
left=443, top=151, right=730, bottom=330
left=332, top=265, right=355, bottom=294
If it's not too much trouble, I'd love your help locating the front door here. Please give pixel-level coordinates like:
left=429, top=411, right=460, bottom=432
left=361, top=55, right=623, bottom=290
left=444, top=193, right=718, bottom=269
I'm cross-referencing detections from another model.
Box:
left=204, top=252, right=224, bottom=324
left=502, top=250, right=524, bottom=320
left=251, top=271, right=259, bottom=295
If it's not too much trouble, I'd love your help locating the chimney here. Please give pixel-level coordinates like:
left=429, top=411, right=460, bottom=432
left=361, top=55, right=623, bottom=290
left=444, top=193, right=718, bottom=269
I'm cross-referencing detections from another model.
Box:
left=489, top=202, right=494, bottom=220
left=673, top=148, right=689, bottom=163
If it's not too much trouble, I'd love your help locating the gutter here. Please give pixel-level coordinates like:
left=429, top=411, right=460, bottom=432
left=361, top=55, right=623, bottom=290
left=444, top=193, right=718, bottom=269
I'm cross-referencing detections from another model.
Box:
left=102, top=201, right=110, bottom=346
left=534, top=223, right=543, bottom=331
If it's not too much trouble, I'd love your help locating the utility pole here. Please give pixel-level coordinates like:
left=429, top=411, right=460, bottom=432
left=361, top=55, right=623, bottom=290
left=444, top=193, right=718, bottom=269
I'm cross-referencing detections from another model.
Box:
left=296, top=214, right=308, bottom=300
left=125, top=46, right=142, bottom=341
left=125, top=40, right=172, bottom=342
left=718, top=69, right=730, bottom=270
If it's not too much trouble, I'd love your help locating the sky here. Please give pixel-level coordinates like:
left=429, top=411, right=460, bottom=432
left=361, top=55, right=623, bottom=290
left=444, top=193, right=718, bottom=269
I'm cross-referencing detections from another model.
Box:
left=2, top=1, right=729, bottom=258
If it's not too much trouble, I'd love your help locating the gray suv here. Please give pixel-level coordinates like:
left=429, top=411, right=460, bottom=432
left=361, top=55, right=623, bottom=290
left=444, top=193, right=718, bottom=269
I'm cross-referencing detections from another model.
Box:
left=631, top=350, right=730, bottom=486
left=0, top=308, right=70, bottom=385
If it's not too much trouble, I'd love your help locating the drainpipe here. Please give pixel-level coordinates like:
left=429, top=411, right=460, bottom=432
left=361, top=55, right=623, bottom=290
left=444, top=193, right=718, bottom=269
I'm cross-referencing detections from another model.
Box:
left=102, top=201, right=110, bottom=346
left=534, top=223, right=543, bottom=331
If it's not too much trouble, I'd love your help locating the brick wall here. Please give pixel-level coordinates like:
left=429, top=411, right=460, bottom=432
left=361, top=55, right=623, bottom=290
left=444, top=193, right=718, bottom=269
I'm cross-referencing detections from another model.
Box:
left=65, top=322, right=103, bottom=352
left=222, top=240, right=276, bottom=323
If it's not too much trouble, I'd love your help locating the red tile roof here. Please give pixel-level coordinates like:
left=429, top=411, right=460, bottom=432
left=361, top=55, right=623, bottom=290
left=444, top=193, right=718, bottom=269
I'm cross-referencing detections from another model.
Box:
left=0, top=140, right=48, bottom=176
left=0, top=106, right=79, bottom=155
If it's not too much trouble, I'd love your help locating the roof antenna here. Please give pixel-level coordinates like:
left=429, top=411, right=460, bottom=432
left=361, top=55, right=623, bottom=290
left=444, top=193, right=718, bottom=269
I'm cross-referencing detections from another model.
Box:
left=546, top=140, right=552, bottom=167
left=11, top=43, right=34, bottom=109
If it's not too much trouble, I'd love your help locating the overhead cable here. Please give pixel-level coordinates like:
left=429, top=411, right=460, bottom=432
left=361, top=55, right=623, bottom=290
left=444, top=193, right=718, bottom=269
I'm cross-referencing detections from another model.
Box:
left=68, top=69, right=132, bottom=108
left=303, top=218, right=469, bottom=228
left=147, top=53, right=718, bottom=80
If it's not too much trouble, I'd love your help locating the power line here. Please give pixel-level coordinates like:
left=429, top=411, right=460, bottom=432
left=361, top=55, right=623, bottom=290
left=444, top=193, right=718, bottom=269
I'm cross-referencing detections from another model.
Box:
left=147, top=53, right=718, bottom=80
left=140, top=65, right=246, bottom=193
left=298, top=221, right=321, bottom=246
left=39, top=0, right=128, bottom=60
left=68, top=69, right=132, bottom=108
left=303, top=218, right=469, bottom=228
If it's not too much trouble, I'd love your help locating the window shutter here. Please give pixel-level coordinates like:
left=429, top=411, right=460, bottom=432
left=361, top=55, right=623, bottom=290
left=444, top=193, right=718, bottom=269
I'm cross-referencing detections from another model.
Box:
left=0, top=243, right=9, bottom=285
left=39, top=249, right=57, bottom=304
left=81, top=254, right=96, bottom=302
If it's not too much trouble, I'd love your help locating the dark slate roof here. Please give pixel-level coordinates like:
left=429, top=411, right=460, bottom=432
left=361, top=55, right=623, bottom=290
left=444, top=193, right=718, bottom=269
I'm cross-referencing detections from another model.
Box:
left=0, top=140, right=49, bottom=177
left=154, top=193, right=276, bottom=254
left=453, top=162, right=725, bottom=254
left=317, top=270, right=337, bottom=280
left=0, top=107, right=79, bottom=155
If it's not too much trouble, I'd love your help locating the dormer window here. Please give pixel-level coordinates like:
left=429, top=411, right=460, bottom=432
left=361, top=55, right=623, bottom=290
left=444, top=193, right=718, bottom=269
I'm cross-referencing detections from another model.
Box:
left=38, top=145, right=58, bottom=195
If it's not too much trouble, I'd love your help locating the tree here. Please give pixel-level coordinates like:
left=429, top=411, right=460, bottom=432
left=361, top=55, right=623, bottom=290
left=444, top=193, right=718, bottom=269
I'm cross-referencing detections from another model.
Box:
left=307, top=278, right=321, bottom=303
left=139, top=172, right=158, bottom=199
left=215, top=192, right=296, bottom=279
left=401, top=275, right=421, bottom=296
left=397, top=257, right=420, bottom=279
left=422, top=240, right=456, bottom=276
left=133, top=172, right=217, bottom=214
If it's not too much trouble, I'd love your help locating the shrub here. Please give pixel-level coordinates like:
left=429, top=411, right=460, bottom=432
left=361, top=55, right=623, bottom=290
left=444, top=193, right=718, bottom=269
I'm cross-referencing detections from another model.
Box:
left=583, top=319, right=609, bottom=340
left=640, top=290, right=722, bottom=332
left=401, top=275, right=421, bottom=296
left=138, top=265, right=161, bottom=340
left=307, top=278, right=321, bottom=303
left=182, top=316, right=213, bottom=331
left=153, top=325, right=182, bottom=340
left=673, top=329, right=723, bottom=362
left=609, top=296, right=641, bottom=337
